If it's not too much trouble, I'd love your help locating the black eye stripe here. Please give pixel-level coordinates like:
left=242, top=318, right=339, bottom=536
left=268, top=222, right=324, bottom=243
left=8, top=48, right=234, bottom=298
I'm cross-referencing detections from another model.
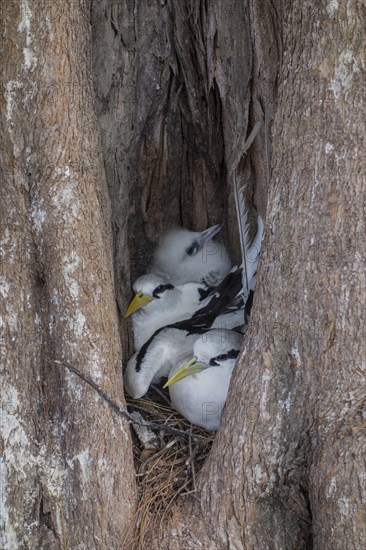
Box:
left=209, top=349, right=240, bottom=366
left=152, top=284, right=174, bottom=298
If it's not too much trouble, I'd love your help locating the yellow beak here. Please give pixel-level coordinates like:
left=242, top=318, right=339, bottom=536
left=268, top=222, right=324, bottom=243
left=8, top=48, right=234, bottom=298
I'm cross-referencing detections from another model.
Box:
left=124, top=291, right=153, bottom=317
left=163, top=356, right=208, bottom=388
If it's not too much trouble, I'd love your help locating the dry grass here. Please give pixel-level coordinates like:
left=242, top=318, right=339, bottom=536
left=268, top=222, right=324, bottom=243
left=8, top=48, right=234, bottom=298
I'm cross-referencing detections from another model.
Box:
left=125, top=390, right=214, bottom=549
left=53, top=360, right=213, bottom=548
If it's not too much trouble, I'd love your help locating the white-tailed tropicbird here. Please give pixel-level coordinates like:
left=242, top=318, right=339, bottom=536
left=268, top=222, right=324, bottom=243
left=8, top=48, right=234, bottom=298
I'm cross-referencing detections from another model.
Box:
left=124, top=273, right=209, bottom=351
left=124, top=262, right=250, bottom=399
left=163, top=329, right=242, bottom=430
left=150, top=223, right=232, bottom=285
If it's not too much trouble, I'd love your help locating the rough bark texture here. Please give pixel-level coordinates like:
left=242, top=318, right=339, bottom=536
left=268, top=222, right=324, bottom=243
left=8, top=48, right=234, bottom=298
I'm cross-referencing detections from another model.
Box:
left=91, top=0, right=261, bottom=360
left=1, top=1, right=135, bottom=548
left=156, top=1, right=366, bottom=549
left=2, top=0, right=365, bottom=549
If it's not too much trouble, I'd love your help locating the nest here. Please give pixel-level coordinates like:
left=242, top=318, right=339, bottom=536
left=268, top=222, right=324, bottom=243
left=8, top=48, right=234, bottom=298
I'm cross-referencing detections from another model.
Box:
left=53, top=360, right=214, bottom=548
left=125, top=386, right=214, bottom=549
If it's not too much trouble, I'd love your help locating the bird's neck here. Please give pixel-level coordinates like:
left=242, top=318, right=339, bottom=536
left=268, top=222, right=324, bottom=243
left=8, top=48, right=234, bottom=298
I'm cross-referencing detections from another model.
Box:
left=137, top=329, right=197, bottom=384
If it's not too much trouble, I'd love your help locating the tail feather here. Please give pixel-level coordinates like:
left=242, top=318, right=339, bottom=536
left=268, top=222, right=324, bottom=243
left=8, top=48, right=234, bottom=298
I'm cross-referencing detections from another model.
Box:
left=232, top=180, right=263, bottom=302
left=246, top=214, right=264, bottom=290
left=232, top=173, right=251, bottom=294
left=230, top=120, right=263, bottom=300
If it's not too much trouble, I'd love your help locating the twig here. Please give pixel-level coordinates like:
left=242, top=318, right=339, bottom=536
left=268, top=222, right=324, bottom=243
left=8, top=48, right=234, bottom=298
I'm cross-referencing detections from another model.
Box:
left=125, top=400, right=169, bottom=421
left=139, top=439, right=178, bottom=473
left=53, top=360, right=207, bottom=441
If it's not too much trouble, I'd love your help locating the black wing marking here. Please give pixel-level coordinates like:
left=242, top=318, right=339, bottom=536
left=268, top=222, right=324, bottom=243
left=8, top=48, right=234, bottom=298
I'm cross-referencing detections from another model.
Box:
left=135, top=266, right=245, bottom=371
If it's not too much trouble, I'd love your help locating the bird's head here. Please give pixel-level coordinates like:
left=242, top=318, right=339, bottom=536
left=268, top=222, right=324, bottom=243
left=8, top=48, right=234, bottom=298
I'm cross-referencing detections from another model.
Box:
left=124, top=353, right=148, bottom=398
left=151, top=224, right=232, bottom=285
left=163, top=355, right=208, bottom=387
left=124, top=274, right=175, bottom=317
left=163, top=329, right=242, bottom=387
left=192, top=329, right=242, bottom=361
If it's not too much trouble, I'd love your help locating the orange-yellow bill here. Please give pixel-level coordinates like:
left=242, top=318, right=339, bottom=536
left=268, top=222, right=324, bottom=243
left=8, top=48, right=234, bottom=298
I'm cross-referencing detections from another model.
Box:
left=124, top=291, right=153, bottom=318
left=163, top=356, right=208, bottom=388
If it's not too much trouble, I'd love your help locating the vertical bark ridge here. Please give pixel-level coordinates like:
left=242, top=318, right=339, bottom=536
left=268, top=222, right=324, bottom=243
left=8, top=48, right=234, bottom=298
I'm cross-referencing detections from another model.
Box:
left=1, top=1, right=136, bottom=547
left=156, top=1, right=365, bottom=549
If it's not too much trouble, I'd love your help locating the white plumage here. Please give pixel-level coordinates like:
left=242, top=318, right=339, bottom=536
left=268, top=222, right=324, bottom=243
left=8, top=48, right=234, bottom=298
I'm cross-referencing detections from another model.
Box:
left=242, top=213, right=264, bottom=295
left=124, top=207, right=263, bottom=404
left=125, top=273, right=208, bottom=351
left=151, top=224, right=232, bottom=285
left=124, top=142, right=265, bottom=431
left=124, top=261, right=249, bottom=399
left=164, top=329, right=242, bottom=430
left=124, top=327, right=200, bottom=399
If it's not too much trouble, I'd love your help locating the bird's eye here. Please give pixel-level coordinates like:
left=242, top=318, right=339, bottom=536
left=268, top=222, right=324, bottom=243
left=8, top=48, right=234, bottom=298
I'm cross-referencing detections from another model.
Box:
left=153, top=284, right=174, bottom=298
left=185, top=242, right=199, bottom=256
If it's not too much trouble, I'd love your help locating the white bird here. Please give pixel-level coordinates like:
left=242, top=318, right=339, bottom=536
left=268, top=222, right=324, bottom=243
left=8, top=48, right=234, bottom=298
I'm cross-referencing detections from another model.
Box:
left=163, top=329, right=242, bottom=431
left=124, top=273, right=209, bottom=351
left=124, top=203, right=263, bottom=395
left=150, top=223, right=232, bottom=285
left=124, top=327, right=201, bottom=399
left=124, top=267, right=247, bottom=399
left=160, top=194, right=263, bottom=430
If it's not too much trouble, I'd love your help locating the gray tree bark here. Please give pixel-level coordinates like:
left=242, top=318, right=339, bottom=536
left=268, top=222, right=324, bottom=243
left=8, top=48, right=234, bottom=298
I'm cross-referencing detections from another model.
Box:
left=153, top=2, right=366, bottom=549
left=1, top=0, right=365, bottom=549
left=1, top=1, right=135, bottom=548
left=91, top=0, right=261, bottom=355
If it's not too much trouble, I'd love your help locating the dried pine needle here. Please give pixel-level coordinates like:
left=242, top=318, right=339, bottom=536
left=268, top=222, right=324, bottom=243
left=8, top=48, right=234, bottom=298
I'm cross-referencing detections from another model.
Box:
left=125, top=393, right=214, bottom=549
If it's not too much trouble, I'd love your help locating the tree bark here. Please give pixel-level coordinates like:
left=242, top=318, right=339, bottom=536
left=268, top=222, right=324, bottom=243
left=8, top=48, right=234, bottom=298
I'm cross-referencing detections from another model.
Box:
left=155, top=1, right=366, bottom=549
left=91, top=0, right=255, bottom=351
left=2, top=0, right=365, bottom=549
left=1, top=1, right=135, bottom=548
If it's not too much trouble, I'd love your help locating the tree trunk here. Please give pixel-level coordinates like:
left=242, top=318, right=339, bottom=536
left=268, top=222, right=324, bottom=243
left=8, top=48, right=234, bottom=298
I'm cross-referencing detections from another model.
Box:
left=90, top=0, right=260, bottom=352
left=1, top=1, right=135, bottom=548
left=154, top=1, right=366, bottom=549
left=2, top=0, right=365, bottom=549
